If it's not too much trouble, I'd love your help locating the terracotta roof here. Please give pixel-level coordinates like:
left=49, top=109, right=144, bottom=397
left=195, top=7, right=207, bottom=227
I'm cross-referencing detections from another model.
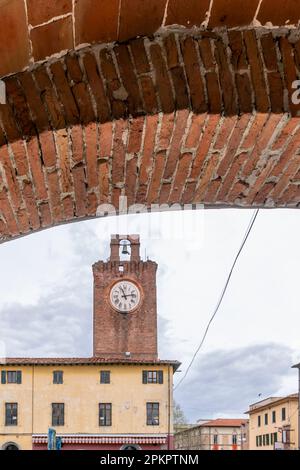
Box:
left=0, top=357, right=180, bottom=370
left=199, top=419, right=248, bottom=428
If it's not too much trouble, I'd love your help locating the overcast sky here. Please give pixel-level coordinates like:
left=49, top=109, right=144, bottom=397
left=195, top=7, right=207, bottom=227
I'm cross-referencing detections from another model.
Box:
left=0, top=208, right=299, bottom=422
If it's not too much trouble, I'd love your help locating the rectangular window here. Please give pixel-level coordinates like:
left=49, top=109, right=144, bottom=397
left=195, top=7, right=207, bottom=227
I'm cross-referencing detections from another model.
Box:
left=53, top=371, right=63, bottom=384
left=232, top=434, right=237, bottom=445
left=256, top=436, right=259, bottom=447
left=100, top=371, right=111, bottom=384
left=99, top=403, right=112, bottom=426
left=258, top=415, right=261, bottom=427
left=266, top=434, right=270, bottom=446
left=272, top=410, right=276, bottom=423
left=52, top=403, right=64, bottom=426
left=213, top=434, right=218, bottom=445
left=5, top=403, right=18, bottom=426
left=146, top=402, right=159, bottom=426
left=1, top=371, right=22, bottom=384
left=264, top=413, right=268, bottom=425
left=273, top=432, right=278, bottom=443
left=259, top=435, right=262, bottom=446
left=142, top=370, right=163, bottom=384
left=271, top=433, right=274, bottom=445
left=281, top=407, right=286, bottom=421
left=263, top=434, right=265, bottom=446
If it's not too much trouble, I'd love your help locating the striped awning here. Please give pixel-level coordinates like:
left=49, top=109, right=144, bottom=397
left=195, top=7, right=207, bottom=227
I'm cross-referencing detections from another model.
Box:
left=32, top=435, right=167, bottom=445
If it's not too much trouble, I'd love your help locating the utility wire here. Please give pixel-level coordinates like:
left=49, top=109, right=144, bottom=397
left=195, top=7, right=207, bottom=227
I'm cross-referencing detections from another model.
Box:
left=174, top=209, right=260, bottom=391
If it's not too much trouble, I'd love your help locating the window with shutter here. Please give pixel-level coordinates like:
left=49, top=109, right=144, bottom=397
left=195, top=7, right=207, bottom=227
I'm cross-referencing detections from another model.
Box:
left=1, top=370, right=6, bottom=384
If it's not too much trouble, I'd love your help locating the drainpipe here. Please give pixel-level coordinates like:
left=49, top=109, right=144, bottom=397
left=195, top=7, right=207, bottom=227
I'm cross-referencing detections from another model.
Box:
left=298, top=368, right=300, bottom=450
left=167, top=365, right=171, bottom=450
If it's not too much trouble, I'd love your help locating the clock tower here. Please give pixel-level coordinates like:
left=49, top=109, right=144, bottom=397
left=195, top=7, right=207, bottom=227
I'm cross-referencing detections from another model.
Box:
left=93, top=235, right=158, bottom=360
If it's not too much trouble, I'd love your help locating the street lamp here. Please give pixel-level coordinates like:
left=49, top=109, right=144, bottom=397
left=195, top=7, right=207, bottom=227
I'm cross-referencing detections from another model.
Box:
left=291, top=362, right=300, bottom=450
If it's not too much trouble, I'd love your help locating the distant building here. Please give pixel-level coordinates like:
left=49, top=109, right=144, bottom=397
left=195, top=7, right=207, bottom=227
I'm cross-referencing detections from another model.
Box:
left=246, top=394, right=299, bottom=450
left=174, top=418, right=248, bottom=450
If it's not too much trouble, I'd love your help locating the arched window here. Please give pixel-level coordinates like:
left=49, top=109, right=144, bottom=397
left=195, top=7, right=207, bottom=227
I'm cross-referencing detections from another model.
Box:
left=2, top=442, right=19, bottom=450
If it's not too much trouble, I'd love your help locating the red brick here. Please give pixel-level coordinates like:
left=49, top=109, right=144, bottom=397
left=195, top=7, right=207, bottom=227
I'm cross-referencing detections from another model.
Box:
left=244, top=30, right=269, bottom=112
left=34, top=68, right=65, bottom=129
left=75, top=0, right=119, bottom=45
left=235, top=73, right=252, bottom=113
left=82, top=53, right=111, bottom=123
left=209, top=0, right=260, bottom=27
left=0, top=0, right=30, bottom=77
left=62, top=195, right=74, bottom=220
left=70, top=126, right=84, bottom=165
left=19, top=72, right=49, bottom=131
left=272, top=117, right=299, bottom=151
left=0, top=187, right=19, bottom=236
left=205, top=72, right=221, bottom=113
left=216, top=114, right=251, bottom=178
left=163, top=109, right=189, bottom=179
left=194, top=152, right=220, bottom=201
left=31, top=17, right=73, bottom=61
left=98, top=159, right=110, bottom=204
left=127, top=117, right=145, bottom=154
left=137, top=115, right=159, bottom=197
left=257, top=0, right=300, bottom=26
left=39, top=202, right=52, bottom=228
left=46, top=170, right=63, bottom=222
left=158, top=113, right=175, bottom=151
left=56, top=129, right=72, bottom=193
left=267, top=72, right=284, bottom=113
left=125, top=156, right=138, bottom=206
left=139, top=76, right=158, bottom=114
left=190, top=115, right=220, bottom=179
left=66, top=56, right=95, bottom=124
left=0, top=146, right=22, bottom=209
left=181, top=37, right=206, bottom=113
left=185, top=114, right=207, bottom=149
left=150, top=43, right=174, bottom=113
left=99, top=122, right=113, bottom=158
left=72, top=165, right=87, bottom=217
left=228, top=30, right=248, bottom=70
left=214, top=40, right=237, bottom=115
left=169, top=153, right=192, bottom=203
left=119, top=0, right=166, bottom=41
left=10, top=141, right=29, bottom=176
left=99, top=49, right=127, bottom=119
left=112, top=120, right=128, bottom=183
left=214, top=117, right=238, bottom=150
left=22, top=180, right=40, bottom=230
left=198, top=38, right=215, bottom=70
left=26, top=138, right=48, bottom=200
left=217, top=152, right=248, bottom=202
left=114, top=44, right=143, bottom=115
left=87, top=192, right=98, bottom=216
left=85, top=122, right=98, bottom=189
left=260, top=34, right=279, bottom=71
left=27, top=0, right=72, bottom=27
left=39, top=131, right=58, bottom=168
left=130, top=39, right=151, bottom=75
left=50, top=61, right=80, bottom=125
left=166, top=0, right=209, bottom=27
left=5, top=78, right=35, bottom=137
left=147, top=151, right=166, bottom=203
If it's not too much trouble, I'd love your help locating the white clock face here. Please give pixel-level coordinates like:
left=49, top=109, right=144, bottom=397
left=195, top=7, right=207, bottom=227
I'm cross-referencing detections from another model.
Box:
left=110, top=281, right=141, bottom=313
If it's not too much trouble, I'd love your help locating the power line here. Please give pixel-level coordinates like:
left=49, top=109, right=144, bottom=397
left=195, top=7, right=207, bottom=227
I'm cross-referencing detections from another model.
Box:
left=174, top=209, right=260, bottom=391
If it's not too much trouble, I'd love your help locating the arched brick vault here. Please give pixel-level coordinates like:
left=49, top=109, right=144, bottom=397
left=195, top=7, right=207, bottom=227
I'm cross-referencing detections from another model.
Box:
left=1, top=1, right=300, bottom=242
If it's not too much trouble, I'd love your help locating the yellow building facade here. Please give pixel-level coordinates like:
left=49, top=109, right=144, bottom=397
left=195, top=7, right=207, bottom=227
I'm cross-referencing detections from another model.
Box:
left=0, top=362, right=176, bottom=450
left=246, top=394, right=298, bottom=450
left=0, top=235, right=179, bottom=450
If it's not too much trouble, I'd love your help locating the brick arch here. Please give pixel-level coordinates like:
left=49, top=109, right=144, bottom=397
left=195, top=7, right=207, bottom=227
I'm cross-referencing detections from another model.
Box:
left=1, top=5, right=300, bottom=242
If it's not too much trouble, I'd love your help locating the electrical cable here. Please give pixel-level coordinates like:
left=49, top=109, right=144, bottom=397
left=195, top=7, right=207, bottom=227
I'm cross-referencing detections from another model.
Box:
left=174, top=209, right=260, bottom=391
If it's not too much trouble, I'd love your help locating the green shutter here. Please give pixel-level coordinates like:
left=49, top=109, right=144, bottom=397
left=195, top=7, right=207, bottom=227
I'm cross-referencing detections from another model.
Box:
left=158, top=371, right=163, bottom=384
left=142, top=371, right=148, bottom=384
left=17, top=371, right=22, bottom=384
left=1, top=370, right=6, bottom=384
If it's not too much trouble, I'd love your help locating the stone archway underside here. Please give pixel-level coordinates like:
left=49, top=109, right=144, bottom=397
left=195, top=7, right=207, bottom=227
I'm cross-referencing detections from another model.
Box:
left=1, top=3, right=300, bottom=242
